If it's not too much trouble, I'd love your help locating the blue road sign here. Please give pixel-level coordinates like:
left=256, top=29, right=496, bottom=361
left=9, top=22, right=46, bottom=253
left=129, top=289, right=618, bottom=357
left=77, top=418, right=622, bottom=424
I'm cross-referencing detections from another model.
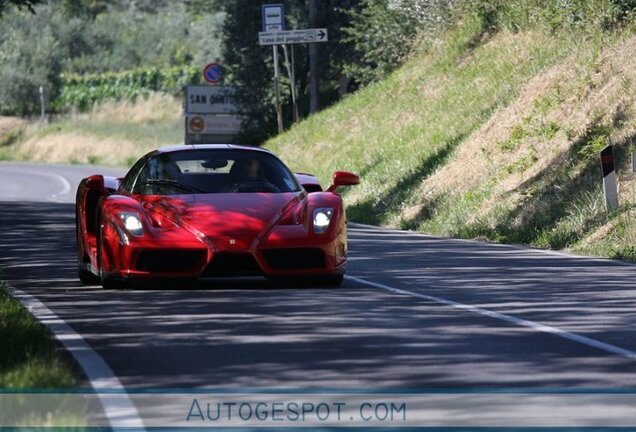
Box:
left=203, top=63, right=223, bottom=84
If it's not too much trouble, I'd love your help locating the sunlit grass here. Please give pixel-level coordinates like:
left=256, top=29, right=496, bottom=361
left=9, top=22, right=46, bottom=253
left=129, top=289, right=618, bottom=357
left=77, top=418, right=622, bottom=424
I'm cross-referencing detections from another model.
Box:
left=267, top=18, right=636, bottom=260
left=0, top=279, right=77, bottom=388
left=0, top=93, right=183, bottom=166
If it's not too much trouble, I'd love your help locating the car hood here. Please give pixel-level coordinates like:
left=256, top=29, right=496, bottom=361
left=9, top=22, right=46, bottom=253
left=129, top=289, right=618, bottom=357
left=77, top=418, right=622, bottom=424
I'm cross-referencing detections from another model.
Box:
left=141, top=192, right=302, bottom=242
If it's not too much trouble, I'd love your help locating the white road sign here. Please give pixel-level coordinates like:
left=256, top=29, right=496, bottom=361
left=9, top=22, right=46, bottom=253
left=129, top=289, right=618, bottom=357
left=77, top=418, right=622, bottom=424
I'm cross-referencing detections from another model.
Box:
left=185, top=86, right=241, bottom=114
left=258, top=28, right=328, bottom=46
left=262, top=4, right=285, bottom=32
left=186, top=114, right=244, bottom=135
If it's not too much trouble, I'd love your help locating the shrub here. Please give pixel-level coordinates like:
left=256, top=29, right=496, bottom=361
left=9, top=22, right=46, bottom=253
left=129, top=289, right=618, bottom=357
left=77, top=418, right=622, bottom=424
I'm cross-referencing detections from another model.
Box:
left=342, top=0, right=453, bottom=86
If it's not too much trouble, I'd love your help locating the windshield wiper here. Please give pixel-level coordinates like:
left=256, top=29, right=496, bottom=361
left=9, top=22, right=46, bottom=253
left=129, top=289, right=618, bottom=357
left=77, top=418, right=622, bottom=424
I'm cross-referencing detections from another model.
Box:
left=143, top=179, right=205, bottom=193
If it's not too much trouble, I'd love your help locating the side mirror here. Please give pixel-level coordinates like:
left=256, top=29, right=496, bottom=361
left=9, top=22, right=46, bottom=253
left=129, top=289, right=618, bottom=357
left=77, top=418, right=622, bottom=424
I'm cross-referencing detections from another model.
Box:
left=327, top=171, right=360, bottom=193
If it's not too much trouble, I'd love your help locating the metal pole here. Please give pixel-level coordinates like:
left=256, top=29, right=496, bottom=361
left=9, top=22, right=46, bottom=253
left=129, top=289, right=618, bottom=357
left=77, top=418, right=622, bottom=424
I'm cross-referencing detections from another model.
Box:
left=309, top=0, right=319, bottom=113
left=272, top=45, right=284, bottom=133
left=282, top=44, right=298, bottom=123
left=291, top=45, right=300, bottom=121
left=38, top=86, right=45, bottom=124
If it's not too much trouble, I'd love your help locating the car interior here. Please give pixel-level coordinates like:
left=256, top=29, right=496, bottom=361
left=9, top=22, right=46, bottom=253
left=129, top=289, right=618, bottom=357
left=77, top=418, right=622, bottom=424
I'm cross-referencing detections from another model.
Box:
left=130, top=151, right=301, bottom=194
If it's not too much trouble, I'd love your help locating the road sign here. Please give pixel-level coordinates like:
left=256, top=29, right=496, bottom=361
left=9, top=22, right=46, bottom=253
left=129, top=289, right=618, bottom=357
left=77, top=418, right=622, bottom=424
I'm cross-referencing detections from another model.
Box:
left=185, top=86, right=241, bottom=114
left=262, top=4, right=285, bottom=32
left=203, top=63, right=223, bottom=84
left=188, top=116, right=205, bottom=133
left=185, top=114, right=244, bottom=135
left=258, top=28, right=328, bottom=46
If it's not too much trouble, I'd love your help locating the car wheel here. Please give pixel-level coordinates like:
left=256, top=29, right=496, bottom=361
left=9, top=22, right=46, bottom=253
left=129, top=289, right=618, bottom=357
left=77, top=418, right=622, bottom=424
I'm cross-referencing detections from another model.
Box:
left=101, top=274, right=130, bottom=290
left=78, top=267, right=99, bottom=284
left=303, top=274, right=344, bottom=287
left=76, top=209, right=99, bottom=284
left=320, top=274, right=344, bottom=287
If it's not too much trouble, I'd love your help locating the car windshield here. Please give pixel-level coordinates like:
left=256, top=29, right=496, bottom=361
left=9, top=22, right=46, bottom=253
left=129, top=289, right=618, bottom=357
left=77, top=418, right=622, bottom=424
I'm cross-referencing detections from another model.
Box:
left=130, top=149, right=302, bottom=195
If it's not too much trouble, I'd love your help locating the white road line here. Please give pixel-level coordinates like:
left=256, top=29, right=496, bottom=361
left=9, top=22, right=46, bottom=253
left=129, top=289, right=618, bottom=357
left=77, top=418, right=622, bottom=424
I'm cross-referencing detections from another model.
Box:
left=346, top=275, right=636, bottom=361
left=0, top=165, right=73, bottom=202
left=49, top=172, right=72, bottom=202
left=6, top=284, right=145, bottom=430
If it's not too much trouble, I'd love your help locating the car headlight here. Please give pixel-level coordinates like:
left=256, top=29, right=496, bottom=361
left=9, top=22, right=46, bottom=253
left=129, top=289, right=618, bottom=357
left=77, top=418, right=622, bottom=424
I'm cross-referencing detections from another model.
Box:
left=118, top=212, right=144, bottom=236
left=313, top=208, right=333, bottom=234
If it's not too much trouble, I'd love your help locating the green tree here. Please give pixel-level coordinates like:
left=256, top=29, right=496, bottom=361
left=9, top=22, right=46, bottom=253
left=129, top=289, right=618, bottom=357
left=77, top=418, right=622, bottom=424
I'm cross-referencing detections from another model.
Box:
left=0, top=4, right=76, bottom=115
left=341, top=0, right=452, bottom=86
left=59, top=0, right=112, bottom=18
left=0, top=0, right=44, bottom=14
left=220, top=0, right=305, bottom=143
left=220, top=0, right=364, bottom=143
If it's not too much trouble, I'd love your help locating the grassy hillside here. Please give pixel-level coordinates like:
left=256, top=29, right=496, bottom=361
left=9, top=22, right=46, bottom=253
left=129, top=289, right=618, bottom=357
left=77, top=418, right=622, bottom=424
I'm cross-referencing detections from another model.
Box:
left=267, top=16, right=636, bottom=260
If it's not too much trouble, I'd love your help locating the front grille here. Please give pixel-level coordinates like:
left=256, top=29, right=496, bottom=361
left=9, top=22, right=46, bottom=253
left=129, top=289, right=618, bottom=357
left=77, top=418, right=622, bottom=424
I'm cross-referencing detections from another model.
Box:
left=136, top=250, right=205, bottom=272
left=263, top=248, right=326, bottom=270
left=202, top=253, right=263, bottom=277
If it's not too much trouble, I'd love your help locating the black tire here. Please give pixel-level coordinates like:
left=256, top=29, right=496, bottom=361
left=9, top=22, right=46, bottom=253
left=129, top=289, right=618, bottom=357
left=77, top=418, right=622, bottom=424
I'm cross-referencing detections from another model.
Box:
left=101, top=274, right=130, bottom=290
left=176, top=278, right=198, bottom=289
left=319, top=274, right=344, bottom=287
left=76, top=208, right=99, bottom=285
left=269, top=274, right=344, bottom=287
left=78, top=267, right=99, bottom=284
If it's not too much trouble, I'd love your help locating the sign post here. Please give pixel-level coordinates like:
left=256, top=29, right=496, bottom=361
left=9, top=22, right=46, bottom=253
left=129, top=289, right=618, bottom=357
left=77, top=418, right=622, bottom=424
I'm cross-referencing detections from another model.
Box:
left=260, top=5, right=328, bottom=130
left=272, top=46, right=284, bottom=133
left=600, top=145, right=619, bottom=212
left=262, top=4, right=285, bottom=133
left=282, top=44, right=299, bottom=122
left=38, top=86, right=45, bottom=124
left=184, top=85, right=244, bottom=144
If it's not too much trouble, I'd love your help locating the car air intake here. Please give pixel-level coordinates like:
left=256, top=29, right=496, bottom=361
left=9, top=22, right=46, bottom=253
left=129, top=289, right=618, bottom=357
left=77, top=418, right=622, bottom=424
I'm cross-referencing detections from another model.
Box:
left=136, top=250, right=206, bottom=272
left=202, top=253, right=263, bottom=277
left=263, top=248, right=326, bottom=270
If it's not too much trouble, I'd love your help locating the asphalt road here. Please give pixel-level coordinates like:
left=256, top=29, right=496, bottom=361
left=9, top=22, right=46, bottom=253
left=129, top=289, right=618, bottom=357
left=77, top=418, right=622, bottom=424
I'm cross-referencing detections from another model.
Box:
left=2, top=161, right=636, bottom=390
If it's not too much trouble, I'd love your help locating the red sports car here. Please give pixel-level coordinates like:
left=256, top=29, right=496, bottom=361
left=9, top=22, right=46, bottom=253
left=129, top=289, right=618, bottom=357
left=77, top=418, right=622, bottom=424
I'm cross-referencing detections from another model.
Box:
left=75, top=145, right=359, bottom=288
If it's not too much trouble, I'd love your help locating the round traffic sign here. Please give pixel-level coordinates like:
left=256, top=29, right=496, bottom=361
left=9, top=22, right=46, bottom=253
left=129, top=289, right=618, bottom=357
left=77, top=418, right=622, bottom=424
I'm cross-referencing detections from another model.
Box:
left=203, top=63, right=223, bottom=84
left=189, top=116, right=205, bottom=133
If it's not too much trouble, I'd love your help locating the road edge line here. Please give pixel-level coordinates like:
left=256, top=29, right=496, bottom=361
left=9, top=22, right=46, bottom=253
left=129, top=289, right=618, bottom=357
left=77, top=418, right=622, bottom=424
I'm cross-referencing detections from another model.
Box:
left=346, top=275, right=636, bottom=361
left=6, top=283, right=145, bottom=429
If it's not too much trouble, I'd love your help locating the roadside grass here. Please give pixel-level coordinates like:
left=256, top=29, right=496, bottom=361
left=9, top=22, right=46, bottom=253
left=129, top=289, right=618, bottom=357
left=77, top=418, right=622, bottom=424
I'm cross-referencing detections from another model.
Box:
left=267, top=17, right=636, bottom=261
left=0, top=278, right=77, bottom=388
left=0, top=93, right=183, bottom=166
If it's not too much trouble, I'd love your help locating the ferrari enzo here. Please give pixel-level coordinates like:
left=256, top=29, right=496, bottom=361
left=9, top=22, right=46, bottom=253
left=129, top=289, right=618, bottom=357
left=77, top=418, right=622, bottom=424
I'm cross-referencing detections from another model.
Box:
left=75, top=144, right=359, bottom=288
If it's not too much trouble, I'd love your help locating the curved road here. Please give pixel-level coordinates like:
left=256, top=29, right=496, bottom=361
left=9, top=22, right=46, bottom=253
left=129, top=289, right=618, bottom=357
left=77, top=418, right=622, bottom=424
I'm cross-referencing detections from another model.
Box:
left=2, top=161, right=636, bottom=423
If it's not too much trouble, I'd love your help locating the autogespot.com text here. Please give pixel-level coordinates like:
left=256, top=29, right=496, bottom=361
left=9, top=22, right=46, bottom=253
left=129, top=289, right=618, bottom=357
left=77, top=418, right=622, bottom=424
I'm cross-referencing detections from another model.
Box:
left=4, top=390, right=636, bottom=428
left=185, top=398, right=407, bottom=424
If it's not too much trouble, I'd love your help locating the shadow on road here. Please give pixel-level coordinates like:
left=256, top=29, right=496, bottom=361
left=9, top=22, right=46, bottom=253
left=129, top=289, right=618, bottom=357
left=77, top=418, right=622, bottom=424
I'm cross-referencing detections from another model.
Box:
left=2, top=202, right=636, bottom=389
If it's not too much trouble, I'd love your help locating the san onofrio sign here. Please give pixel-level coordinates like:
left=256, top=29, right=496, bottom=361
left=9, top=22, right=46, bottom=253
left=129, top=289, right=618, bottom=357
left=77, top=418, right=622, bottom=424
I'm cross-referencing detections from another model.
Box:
left=185, top=86, right=240, bottom=115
